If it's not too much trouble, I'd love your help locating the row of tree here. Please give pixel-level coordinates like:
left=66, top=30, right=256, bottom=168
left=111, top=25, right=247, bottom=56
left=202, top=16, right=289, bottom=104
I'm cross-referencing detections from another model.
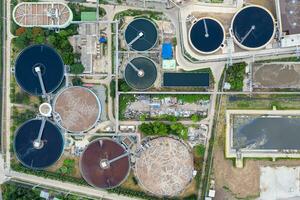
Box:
left=2, top=182, right=93, bottom=200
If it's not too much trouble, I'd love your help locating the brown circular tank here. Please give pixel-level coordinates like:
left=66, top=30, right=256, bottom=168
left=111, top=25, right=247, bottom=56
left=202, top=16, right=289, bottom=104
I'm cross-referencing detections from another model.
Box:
left=80, top=138, right=130, bottom=189
left=53, top=86, right=101, bottom=133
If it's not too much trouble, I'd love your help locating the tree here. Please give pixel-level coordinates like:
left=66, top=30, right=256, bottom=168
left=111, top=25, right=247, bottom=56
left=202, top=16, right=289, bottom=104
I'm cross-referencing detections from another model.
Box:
left=72, top=76, right=83, bottom=86
left=170, top=122, right=188, bottom=140
left=14, top=34, right=28, bottom=49
left=70, top=63, right=84, bottom=74
left=110, top=80, right=116, bottom=98
left=194, top=144, right=205, bottom=157
left=62, top=52, right=75, bottom=65
left=139, top=114, right=147, bottom=121
left=15, top=27, right=26, bottom=36
left=191, top=114, right=200, bottom=122
left=15, top=91, right=30, bottom=104
left=57, top=159, right=75, bottom=176
left=34, top=35, right=45, bottom=44
left=139, top=122, right=169, bottom=136
left=2, top=183, right=40, bottom=200
left=32, top=27, right=44, bottom=36
left=47, top=35, right=58, bottom=46
left=164, top=115, right=177, bottom=122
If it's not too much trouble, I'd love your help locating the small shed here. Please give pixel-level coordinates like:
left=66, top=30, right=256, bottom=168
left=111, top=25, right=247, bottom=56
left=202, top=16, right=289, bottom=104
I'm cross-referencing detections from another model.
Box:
left=81, top=12, right=97, bottom=21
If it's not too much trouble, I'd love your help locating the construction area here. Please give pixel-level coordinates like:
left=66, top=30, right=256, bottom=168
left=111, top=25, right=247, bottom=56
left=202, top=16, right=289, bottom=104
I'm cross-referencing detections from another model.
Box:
left=252, top=62, right=300, bottom=89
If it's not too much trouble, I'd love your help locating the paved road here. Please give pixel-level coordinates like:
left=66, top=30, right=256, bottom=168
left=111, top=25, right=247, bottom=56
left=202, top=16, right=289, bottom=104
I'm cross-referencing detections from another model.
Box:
left=1, top=0, right=6, bottom=156
left=119, top=91, right=300, bottom=95
left=3, top=0, right=12, bottom=171
left=7, top=171, right=141, bottom=200
left=119, top=118, right=209, bottom=126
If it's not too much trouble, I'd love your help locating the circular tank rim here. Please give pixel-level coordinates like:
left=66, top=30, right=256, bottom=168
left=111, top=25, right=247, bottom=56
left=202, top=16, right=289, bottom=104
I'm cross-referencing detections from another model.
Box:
left=124, top=18, right=158, bottom=52
left=14, top=44, right=65, bottom=96
left=12, top=2, right=73, bottom=29
left=134, top=136, right=194, bottom=197
left=13, top=118, right=65, bottom=170
left=124, top=56, right=158, bottom=91
left=52, top=86, right=102, bottom=133
left=188, top=17, right=225, bottom=55
left=79, top=137, right=131, bottom=189
left=230, top=5, right=276, bottom=51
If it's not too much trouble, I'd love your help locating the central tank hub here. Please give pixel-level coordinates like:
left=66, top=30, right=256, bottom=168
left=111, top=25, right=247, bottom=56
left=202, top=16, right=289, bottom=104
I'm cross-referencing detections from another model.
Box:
left=39, top=103, right=52, bottom=117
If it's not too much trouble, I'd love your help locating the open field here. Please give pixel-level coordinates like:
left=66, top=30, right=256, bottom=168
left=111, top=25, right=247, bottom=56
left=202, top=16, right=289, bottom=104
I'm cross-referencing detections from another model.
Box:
left=213, top=95, right=300, bottom=199
left=244, top=0, right=276, bottom=16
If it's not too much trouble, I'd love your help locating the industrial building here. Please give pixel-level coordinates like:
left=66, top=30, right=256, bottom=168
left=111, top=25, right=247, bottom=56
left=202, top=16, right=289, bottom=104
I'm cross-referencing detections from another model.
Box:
left=13, top=2, right=73, bottom=28
left=79, top=138, right=130, bottom=189
left=276, top=0, right=300, bottom=48
left=14, top=44, right=65, bottom=96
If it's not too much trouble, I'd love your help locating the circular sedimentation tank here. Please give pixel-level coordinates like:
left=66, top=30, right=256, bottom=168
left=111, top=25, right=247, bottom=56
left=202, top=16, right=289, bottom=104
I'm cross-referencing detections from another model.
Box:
left=14, top=119, right=64, bottom=169
left=53, top=86, right=101, bottom=133
left=125, top=18, right=158, bottom=51
left=15, top=44, right=65, bottom=96
left=135, top=137, right=194, bottom=197
left=80, top=138, right=130, bottom=189
left=124, top=57, right=157, bottom=90
left=189, top=17, right=225, bottom=54
left=231, top=5, right=275, bottom=50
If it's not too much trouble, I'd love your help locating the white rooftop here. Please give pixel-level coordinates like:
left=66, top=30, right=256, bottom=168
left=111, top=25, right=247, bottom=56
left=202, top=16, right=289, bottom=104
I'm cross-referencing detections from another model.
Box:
left=281, top=34, right=300, bottom=47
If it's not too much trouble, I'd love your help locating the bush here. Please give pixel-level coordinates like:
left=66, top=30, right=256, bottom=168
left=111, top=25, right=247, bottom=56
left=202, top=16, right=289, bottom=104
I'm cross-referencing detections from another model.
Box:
left=11, top=107, right=36, bottom=132
left=2, top=182, right=40, bottom=200
left=57, top=159, right=75, bottom=176
left=119, top=94, right=136, bottom=120
left=139, top=122, right=170, bottom=136
left=70, top=63, right=84, bottom=74
left=118, top=79, right=132, bottom=92
left=11, top=161, right=88, bottom=186
left=72, top=77, right=83, bottom=86
left=225, top=62, right=246, bottom=91
left=170, top=122, right=188, bottom=140
left=194, top=144, right=206, bottom=157
left=191, top=114, right=200, bottom=122
left=110, top=80, right=116, bottom=98
left=139, top=121, right=188, bottom=140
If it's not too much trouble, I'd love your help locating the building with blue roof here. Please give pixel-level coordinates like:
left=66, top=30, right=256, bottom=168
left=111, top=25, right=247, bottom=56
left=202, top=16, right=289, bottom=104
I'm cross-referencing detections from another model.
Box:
left=162, top=43, right=173, bottom=59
